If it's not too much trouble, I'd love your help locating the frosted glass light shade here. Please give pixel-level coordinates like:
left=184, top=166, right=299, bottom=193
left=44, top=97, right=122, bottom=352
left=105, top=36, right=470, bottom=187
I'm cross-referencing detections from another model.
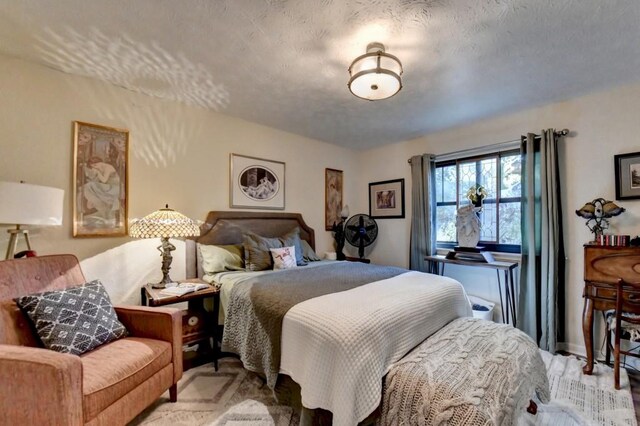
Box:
left=348, top=42, right=403, bottom=101
left=0, top=181, right=64, bottom=226
left=129, top=206, right=200, bottom=239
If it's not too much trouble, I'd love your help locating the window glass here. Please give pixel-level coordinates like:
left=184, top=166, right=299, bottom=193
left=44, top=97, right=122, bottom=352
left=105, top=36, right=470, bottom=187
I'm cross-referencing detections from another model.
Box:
left=499, top=202, right=521, bottom=245
left=435, top=150, right=521, bottom=252
left=436, top=205, right=457, bottom=242
left=441, top=165, right=456, bottom=202
left=501, top=154, right=521, bottom=199
left=457, top=161, right=477, bottom=203
left=479, top=202, right=497, bottom=242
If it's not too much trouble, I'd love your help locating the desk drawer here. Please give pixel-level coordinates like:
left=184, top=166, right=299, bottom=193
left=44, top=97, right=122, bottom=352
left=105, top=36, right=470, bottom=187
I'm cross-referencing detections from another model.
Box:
left=586, top=282, right=640, bottom=302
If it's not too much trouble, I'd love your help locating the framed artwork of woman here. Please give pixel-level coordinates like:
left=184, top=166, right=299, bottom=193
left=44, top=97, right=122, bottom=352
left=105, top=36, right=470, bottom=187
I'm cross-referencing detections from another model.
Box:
left=325, top=168, right=343, bottom=230
left=73, top=121, right=129, bottom=237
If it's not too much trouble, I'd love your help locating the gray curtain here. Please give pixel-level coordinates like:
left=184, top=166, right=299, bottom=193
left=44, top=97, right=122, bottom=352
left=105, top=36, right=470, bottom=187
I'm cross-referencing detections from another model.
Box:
left=518, top=130, right=565, bottom=353
left=409, top=154, right=436, bottom=272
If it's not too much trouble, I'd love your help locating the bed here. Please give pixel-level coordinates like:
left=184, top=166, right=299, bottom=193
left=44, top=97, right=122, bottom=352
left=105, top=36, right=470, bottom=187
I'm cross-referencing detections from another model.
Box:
left=185, top=211, right=472, bottom=425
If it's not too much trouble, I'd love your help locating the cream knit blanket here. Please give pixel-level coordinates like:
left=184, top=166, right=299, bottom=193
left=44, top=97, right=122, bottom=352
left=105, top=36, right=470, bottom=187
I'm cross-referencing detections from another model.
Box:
left=379, top=318, right=550, bottom=426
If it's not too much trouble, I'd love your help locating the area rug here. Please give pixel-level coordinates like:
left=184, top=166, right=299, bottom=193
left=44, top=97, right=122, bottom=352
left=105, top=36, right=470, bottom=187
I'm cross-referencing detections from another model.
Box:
left=130, top=358, right=298, bottom=426
left=131, top=352, right=635, bottom=426
left=517, top=351, right=636, bottom=426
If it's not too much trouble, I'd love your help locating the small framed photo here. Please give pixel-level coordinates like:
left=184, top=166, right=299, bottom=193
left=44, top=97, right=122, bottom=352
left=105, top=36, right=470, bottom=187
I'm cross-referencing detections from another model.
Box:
left=615, top=152, right=640, bottom=200
left=230, top=154, right=285, bottom=210
left=325, top=168, right=343, bottom=230
left=369, top=178, right=405, bottom=219
left=73, top=121, right=129, bottom=237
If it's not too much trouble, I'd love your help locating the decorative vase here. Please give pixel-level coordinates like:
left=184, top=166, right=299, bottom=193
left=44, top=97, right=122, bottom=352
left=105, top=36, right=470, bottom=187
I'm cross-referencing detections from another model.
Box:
left=456, top=205, right=482, bottom=248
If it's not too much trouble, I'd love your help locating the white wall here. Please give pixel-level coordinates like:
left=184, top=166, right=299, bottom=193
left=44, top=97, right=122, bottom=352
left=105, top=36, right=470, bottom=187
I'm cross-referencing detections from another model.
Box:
left=357, top=82, right=640, bottom=356
left=3, top=52, right=640, bottom=358
left=0, top=55, right=361, bottom=303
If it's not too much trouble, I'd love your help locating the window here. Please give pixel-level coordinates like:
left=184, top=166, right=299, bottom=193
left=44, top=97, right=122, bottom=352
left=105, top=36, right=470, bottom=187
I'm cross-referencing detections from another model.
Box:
left=434, top=150, right=521, bottom=253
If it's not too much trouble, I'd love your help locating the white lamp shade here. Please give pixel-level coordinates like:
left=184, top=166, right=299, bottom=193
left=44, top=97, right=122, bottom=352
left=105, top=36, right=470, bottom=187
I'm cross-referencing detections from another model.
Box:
left=0, top=181, right=64, bottom=226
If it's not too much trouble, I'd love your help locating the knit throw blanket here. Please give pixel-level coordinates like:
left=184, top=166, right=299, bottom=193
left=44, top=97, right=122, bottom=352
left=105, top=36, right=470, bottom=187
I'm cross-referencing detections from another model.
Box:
left=379, top=318, right=550, bottom=426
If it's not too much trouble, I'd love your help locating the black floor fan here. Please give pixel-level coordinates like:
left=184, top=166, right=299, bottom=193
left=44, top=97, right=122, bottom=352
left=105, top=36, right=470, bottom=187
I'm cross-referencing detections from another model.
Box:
left=344, top=214, right=378, bottom=259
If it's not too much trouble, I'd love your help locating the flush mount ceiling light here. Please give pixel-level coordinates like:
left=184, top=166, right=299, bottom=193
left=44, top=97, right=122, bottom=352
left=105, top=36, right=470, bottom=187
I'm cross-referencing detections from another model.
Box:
left=348, top=42, right=403, bottom=101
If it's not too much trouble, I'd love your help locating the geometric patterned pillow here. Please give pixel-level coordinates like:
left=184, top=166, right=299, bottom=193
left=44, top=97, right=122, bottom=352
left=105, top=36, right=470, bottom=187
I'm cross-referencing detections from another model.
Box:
left=15, top=280, right=128, bottom=355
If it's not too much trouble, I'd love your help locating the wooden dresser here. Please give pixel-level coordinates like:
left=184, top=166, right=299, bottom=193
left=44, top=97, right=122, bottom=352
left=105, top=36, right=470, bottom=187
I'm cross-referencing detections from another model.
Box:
left=582, top=245, right=640, bottom=374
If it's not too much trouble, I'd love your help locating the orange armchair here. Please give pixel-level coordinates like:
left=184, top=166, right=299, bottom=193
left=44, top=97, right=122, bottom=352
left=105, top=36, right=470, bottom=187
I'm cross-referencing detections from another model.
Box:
left=0, top=254, right=183, bottom=425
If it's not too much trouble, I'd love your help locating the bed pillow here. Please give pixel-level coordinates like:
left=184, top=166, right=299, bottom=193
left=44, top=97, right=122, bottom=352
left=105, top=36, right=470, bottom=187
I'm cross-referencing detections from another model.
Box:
left=270, top=246, right=298, bottom=270
left=279, top=228, right=306, bottom=266
left=199, top=243, right=245, bottom=274
left=301, top=239, right=322, bottom=262
left=243, top=231, right=283, bottom=271
left=15, top=280, right=128, bottom=355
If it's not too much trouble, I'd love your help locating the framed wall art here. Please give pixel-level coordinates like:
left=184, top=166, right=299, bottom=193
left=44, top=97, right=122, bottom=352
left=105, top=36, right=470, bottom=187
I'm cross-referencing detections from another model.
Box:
left=325, top=168, right=343, bottom=230
left=73, top=121, right=129, bottom=237
left=369, top=178, right=405, bottom=219
left=230, top=153, right=285, bottom=210
left=615, top=151, right=640, bottom=200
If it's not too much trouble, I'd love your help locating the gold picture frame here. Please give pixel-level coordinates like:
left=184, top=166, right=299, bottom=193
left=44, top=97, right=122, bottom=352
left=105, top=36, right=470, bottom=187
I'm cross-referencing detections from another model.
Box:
left=325, top=168, right=343, bottom=230
left=72, top=121, right=129, bottom=237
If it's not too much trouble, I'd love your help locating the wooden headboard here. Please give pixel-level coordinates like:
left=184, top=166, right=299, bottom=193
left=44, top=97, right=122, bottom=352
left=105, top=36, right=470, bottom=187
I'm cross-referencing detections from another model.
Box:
left=185, top=211, right=315, bottom=278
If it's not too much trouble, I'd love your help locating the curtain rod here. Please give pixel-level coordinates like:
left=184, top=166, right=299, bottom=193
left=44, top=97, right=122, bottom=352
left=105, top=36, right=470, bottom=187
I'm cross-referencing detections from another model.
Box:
left=407, top=129, right=570, bottom=164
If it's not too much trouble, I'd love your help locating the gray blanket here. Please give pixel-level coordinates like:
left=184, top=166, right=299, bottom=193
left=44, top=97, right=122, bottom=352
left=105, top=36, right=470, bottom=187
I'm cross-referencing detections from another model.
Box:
left=221, top=262, right=406, bottom=389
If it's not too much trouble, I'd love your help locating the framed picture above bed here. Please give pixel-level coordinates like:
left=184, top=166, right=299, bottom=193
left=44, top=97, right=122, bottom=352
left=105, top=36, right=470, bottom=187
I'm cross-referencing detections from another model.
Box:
left=614, top=151, right=640, bottom=200
left=325, top=168, right=343, bottom=230
left=72, top=121, right=129, bottom=237
left=230, top=153, right=285, bottom=210
left=369, top=178, right=405, bottom=219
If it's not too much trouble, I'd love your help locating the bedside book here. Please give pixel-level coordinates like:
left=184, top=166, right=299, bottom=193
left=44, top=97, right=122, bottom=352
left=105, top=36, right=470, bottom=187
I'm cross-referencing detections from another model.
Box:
left=159, top=282, right=210, bottom=296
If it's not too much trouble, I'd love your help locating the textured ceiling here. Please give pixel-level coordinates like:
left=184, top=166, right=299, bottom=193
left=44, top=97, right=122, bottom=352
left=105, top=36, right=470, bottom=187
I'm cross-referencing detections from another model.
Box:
left=1, top=0, right=639, bottom=149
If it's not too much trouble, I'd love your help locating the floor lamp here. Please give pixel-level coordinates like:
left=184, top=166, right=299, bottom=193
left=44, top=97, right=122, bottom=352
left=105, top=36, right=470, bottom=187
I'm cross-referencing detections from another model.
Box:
left=0, top=181, right=64, bottom=259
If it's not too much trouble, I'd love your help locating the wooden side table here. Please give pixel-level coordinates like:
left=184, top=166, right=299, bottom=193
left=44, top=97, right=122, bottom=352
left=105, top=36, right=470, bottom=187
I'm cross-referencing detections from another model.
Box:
left=141, top=281, right=223, bottom=371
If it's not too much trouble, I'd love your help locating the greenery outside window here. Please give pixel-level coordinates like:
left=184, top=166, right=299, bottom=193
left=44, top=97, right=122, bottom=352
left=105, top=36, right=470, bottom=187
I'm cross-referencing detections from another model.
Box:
left=435, top=150, right=521, bottom=253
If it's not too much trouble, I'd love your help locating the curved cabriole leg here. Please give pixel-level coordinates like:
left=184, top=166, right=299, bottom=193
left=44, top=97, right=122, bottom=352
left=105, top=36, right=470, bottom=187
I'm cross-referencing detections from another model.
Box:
left=582, top=297, right=594, bottom=375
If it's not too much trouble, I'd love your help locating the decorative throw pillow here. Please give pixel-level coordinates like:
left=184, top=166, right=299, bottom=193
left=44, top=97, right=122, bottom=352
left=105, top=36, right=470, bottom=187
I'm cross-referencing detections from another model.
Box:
left=270, top=246, right=298, bottom=270
left=15, top=280, right=128, bottom=355
left=243, top=231, right=283, bottom=271
left=199, top=243, right=245, bottom=275
left=279, top=228, right=306, bottom=266
left=300, top=239, right=322, bottom=262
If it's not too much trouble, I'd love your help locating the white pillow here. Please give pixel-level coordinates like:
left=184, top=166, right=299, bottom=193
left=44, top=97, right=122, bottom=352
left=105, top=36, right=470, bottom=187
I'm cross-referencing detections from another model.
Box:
left=270, top=246, right=297, bottom=270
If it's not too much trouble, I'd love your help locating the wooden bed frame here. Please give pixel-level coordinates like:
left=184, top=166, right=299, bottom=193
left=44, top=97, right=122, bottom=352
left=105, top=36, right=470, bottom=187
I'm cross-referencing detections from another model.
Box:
left=185, top=211, right=315, bottom=279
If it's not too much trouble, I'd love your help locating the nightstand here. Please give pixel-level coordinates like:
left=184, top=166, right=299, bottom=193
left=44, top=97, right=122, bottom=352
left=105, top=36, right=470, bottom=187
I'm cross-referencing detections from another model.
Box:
left=140, top=281, right=222, bottom=371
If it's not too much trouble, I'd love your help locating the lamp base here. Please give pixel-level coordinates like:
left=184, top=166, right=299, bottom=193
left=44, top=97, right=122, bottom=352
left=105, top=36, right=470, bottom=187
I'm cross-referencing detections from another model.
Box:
left=152, top=237, right=176, bottom=289
left=5, top=226, right=31, bottom=260
left=151, top=282, right=169, bottom=289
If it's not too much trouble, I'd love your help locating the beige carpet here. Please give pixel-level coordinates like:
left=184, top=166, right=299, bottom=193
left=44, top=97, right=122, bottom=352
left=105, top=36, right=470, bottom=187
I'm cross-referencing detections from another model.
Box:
left=131, top=353, right=635, bottom=426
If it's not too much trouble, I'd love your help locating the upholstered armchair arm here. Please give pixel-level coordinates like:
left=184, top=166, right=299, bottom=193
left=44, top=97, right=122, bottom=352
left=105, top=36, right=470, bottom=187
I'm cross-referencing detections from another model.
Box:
left=0, top=344, right=83, bottom=425
left=114, top=306, right=183, bottom=382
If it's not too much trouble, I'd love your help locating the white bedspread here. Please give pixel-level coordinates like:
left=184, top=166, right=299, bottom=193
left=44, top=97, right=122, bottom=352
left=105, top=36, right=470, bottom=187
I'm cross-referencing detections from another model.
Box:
left=279, top=271, right=472, bottom=426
